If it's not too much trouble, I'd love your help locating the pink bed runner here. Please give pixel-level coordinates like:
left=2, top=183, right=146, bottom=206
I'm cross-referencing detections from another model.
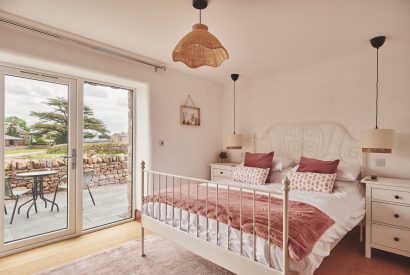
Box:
left=143, top=185, right=334, bottom=261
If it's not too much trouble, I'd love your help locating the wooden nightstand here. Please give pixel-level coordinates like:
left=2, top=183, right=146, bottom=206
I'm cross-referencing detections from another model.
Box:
left=209, top=163, right=237, bottom=181
left=361, top=176, right=410, bottom=258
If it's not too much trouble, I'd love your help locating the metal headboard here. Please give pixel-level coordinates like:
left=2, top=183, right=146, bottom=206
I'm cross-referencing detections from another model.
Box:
left=252, top=121, right=361, bottom=165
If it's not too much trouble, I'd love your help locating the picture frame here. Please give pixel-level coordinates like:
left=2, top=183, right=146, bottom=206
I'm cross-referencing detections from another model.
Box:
left=180, top=105, right=200, bottom=126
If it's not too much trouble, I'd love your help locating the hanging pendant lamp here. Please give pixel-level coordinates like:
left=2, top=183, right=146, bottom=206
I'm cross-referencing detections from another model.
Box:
left=172, top=0, right=229, bottom=69
left=227, top=74, right=243, bottom=150
left=361, top=36, right=395, bottom=153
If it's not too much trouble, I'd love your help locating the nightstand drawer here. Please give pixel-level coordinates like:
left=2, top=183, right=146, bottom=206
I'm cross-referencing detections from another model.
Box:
left=212, top=168, right=233, bottom=179
left=372, top=224, right=410, bottom=253
left=372, top=188, right=410, bottom=205
left=372, top=202, right=410, bottom=229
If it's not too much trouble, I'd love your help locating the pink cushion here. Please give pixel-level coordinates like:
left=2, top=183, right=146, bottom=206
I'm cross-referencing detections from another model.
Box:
left=289, top=172, right=337, bottom=193
left=297, top=156, right=339, bottom=174
left=231, top=166, right=270, bottom=185
left=244, top=152, right=274, bottom=183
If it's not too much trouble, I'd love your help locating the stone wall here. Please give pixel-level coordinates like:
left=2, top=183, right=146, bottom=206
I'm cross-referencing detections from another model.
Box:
left=5, top=154, right=130, bottom=195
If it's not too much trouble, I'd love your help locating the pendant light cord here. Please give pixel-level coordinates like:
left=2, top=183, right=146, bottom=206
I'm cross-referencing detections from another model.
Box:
left=234, top=80, right=236, bottom=134
left=199, top=9, right=202, bottom=24
left=375, top=48, right=379, bottom=129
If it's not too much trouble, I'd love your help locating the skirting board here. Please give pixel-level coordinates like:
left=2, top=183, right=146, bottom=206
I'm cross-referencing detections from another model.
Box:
left=142, top=215, right=296, bottom=275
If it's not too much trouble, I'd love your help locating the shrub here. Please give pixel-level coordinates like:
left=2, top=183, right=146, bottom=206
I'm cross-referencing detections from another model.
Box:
left=32, top=137, right=49, bottom=145
left=47, top=143, right=127, bottom=154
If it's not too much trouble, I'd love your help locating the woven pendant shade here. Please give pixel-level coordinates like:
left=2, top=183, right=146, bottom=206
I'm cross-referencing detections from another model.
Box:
left=172, top=23, right=229, bottom=68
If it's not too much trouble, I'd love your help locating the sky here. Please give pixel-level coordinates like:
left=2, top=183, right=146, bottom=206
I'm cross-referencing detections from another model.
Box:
left=5, top=75, right=130, bottom=135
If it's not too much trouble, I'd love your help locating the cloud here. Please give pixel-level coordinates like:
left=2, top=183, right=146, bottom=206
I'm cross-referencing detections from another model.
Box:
left=5, top=76, right=130, bottom=134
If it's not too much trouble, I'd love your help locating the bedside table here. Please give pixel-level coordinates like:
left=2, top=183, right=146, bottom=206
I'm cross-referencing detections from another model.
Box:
left=209, top=163, right=237, bottom=181
left=361, top=176, right=410, bottom=258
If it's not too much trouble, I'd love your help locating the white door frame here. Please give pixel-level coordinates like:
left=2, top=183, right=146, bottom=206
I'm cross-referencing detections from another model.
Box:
left=0, top=64, right=137, bottom=257
left=77, top=78, right=136, bottom=233
left=0, top=65, right=78, bottom=255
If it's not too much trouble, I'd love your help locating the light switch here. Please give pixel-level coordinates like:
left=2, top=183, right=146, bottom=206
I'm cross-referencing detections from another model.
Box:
left=375, top=158, right=385, bottom=167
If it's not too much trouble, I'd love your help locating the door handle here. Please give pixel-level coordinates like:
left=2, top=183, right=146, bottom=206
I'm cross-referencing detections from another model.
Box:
left=63, top=149, right=76, bottom=169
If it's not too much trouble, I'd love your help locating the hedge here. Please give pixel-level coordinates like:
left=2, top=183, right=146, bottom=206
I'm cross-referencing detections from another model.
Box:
left=47, top=143, right=127, bottom=154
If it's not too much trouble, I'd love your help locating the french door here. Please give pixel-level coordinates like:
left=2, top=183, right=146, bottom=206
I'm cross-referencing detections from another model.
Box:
left=0, top=66, right=78, bottom=254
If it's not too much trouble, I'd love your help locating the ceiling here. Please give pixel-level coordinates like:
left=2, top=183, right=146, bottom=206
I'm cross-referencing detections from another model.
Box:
left=0, top=0, right=409, bottom=83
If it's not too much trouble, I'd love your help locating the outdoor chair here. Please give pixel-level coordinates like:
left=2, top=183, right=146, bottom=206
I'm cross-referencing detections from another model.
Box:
left=4, top=177, right=31, bottom=224
left=51, top=169, right=96, bottom=211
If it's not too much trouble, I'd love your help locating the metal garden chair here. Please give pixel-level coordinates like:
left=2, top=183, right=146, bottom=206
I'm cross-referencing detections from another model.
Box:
left=51, top=169, right=96, bottom=211
left=4, top=177, right=31, bottom=224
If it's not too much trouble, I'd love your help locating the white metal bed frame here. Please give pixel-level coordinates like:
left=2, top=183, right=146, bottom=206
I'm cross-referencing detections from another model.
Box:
left=140, top=165, right=291, bottom=275
left=140, top=122, right=361, bottom=275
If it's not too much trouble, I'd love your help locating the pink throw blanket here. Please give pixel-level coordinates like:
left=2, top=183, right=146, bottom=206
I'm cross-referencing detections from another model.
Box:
left=143, top=185, right=334, bottom=261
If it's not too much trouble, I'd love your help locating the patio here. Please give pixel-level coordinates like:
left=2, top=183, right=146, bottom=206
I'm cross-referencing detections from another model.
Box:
left=3, top=184, right=130, bottom=243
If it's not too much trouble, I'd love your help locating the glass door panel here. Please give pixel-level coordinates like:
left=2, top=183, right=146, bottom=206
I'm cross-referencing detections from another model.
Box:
left=82, top=82, right=132, bottom=230
left=1, top=67, right=77, bottom=252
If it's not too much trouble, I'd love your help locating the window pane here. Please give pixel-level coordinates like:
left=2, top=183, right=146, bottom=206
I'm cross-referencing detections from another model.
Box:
left=82, top=82, right=132, bottom=230
left=3, top=75, right=69, bottom=243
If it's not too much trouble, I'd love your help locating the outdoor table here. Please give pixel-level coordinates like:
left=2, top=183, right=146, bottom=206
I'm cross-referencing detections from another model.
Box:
left=16, top=170, right=60, bottom=218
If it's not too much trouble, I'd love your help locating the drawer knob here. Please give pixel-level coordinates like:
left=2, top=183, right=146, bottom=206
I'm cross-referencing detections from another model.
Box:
left=394, top=214, right=399, bottom=218
left=394, top=195, right=400, bottom=199
left=394, top=237, right=399, bottom=242
left=220, top=171, right=223, bottom=174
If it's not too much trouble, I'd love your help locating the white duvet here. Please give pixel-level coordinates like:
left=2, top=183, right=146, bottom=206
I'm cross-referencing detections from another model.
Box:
left=142, top=180, right=365, bottom=275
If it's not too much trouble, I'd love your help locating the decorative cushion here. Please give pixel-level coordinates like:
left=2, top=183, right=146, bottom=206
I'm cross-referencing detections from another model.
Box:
left=231, top=166, right=270, bottom=185
left=244, top=152, right=274, bottom=183
left=288, top=172, right=337, bottom=193
left=297, top=156, right=340, bottom=174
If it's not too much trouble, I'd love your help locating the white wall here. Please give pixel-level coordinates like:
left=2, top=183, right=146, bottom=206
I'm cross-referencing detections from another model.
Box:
left=0, top=24, right=223, bottom=182
left=223, top=41, right=410, bottom=179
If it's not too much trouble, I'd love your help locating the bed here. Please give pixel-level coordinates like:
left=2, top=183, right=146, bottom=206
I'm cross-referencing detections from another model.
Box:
left=140, top=122, right=365, bottom=275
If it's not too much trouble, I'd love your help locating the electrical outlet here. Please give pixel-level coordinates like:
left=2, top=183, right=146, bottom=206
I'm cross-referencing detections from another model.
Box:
left=159, top=140, right=165, bottom=146
left=375, top=158, right=385, bottom=167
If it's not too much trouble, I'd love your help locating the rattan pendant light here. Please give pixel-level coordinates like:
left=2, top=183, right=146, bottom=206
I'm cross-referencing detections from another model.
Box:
left=172, top=0, right=229, bottom=68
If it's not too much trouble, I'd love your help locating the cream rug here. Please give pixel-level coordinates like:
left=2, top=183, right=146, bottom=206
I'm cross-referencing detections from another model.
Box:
left=38, top=235, right=233, bottom=275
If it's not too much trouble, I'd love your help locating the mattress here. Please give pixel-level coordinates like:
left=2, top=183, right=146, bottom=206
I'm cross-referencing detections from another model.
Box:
left=142, top=180, right=365, bottom=275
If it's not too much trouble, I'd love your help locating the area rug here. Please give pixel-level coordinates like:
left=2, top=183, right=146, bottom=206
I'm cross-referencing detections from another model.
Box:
left=38, top=235, right=233, bottom=275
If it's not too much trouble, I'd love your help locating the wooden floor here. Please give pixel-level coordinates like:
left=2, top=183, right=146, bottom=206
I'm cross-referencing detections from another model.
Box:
left=0, top=222, right=408, bottom=275
left=316, top=227, right=410, bottom=275
left=0, top=222, right=145, bottom=275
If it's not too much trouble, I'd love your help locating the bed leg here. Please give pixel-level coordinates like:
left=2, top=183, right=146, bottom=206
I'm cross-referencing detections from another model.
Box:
left=359, top=218, right=364, bottom=242
left=141, top=227, right=146, bottom=257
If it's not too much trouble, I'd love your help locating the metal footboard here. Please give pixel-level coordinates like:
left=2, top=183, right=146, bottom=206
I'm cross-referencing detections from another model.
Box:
left=140, top=161, right=291, bottom=275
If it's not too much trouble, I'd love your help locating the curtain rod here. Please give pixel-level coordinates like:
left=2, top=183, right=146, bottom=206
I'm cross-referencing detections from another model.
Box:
left=0, top=17, right=167, bottom=72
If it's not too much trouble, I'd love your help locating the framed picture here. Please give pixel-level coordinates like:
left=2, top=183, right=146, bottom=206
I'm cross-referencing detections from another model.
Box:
left=180, top=105, right=200, bottom=126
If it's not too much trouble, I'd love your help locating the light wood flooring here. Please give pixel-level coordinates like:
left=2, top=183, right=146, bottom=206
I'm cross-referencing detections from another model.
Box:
left=0, top=222, right=409, bottom=275
left=0, top=222, right=145, bottom=275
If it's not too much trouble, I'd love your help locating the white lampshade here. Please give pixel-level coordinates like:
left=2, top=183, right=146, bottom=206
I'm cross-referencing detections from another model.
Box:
left=361, top=128, right=395, bottom=153
left=227, top=133, right=243, bottom=150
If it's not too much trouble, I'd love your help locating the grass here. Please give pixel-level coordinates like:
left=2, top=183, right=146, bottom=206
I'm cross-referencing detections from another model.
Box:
left=5, top=148, right=123, bottom=161
left=26, top=153, right=64, bottom=160
left=5, top=148, right=47, bottom=155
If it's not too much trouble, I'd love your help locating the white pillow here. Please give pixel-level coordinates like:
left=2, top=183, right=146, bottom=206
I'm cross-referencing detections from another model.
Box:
left=231, top=166, right=270, bottom=185
left=288, top=165, right=299, bottom=174
left=272, top=156, right=294, bottom=171
left=240, top=156, right=294, bottom=172
left=336, top=164, right=361, bottom=182
left=270, top=170, right=288, bottom=183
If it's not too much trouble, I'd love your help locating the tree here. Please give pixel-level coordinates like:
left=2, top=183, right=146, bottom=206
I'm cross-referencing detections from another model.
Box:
left=6, top=124, right=19, bottom=137
left=31, top=97, right=109, bottom=144
left=5, top=116, right=30, bottom=132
